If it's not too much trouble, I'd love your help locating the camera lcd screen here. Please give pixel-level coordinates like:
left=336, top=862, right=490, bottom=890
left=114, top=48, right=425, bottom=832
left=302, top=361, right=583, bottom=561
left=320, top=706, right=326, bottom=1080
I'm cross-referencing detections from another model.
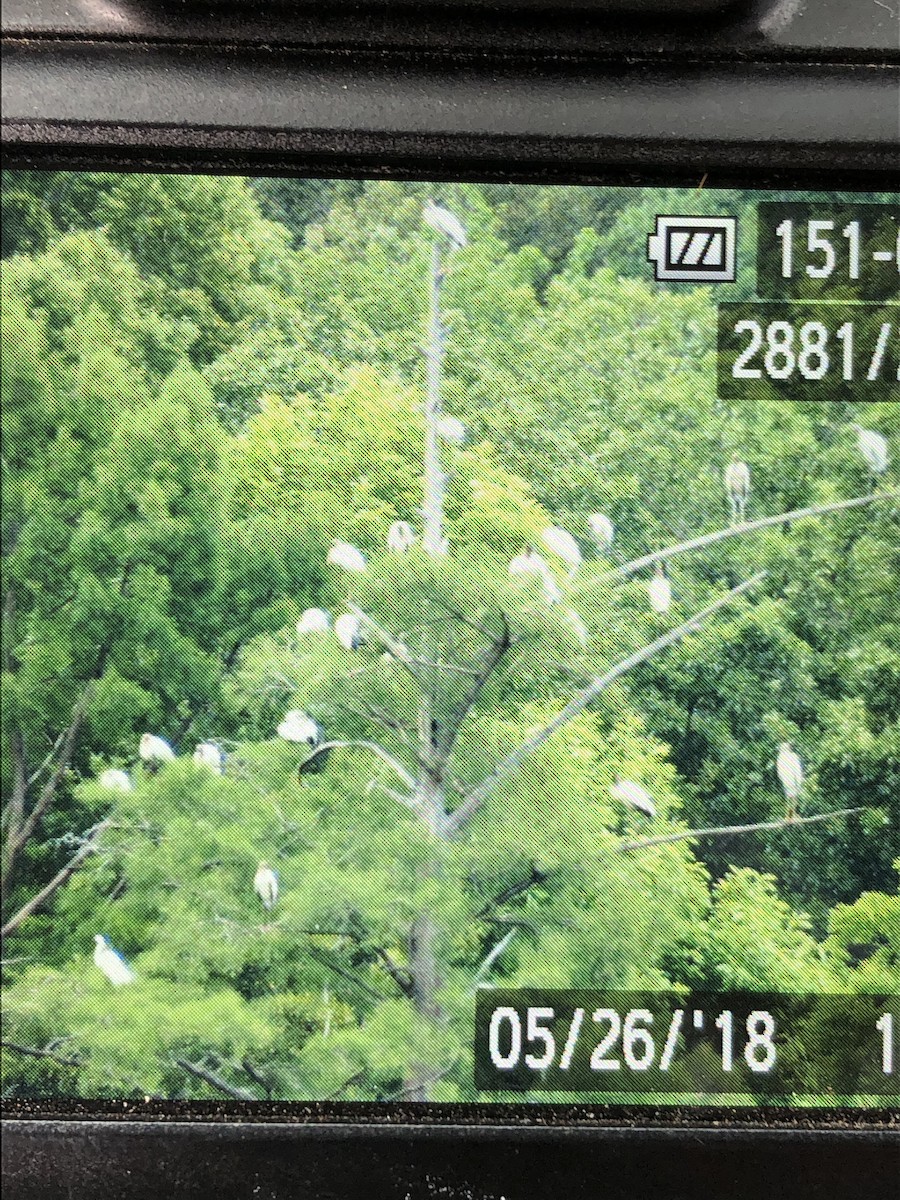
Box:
left=2, top=171, right=898, bottom=1109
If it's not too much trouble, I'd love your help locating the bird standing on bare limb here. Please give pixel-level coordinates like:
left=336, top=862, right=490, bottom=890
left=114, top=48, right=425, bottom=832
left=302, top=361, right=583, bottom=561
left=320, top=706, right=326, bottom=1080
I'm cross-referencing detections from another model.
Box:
left=776, top=741, right=804, bottom=820
left=724, top=454, right=751, bottom=526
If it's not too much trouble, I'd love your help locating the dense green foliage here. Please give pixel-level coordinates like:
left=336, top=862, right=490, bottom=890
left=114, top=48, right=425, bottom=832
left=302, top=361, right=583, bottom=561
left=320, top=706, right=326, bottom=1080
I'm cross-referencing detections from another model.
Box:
left=2, top=174, right=897, bottom=1104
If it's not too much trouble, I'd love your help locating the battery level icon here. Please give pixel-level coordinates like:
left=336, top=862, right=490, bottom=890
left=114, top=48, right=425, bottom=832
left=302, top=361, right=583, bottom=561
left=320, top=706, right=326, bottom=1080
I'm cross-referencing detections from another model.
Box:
left=647, top=215, right=738, bottom=283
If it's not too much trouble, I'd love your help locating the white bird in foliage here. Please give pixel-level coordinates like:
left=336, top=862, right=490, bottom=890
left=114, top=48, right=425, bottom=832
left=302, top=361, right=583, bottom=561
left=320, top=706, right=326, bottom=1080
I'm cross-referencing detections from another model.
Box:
left=139, top=733, right=175, bottom=768
left=610, top=779, right=656, bottom=819
left=327, top=540, right=367, bottom=573
left=387, top=520, right=416, bottom=552
left=776, top=741, right=804, bottom=820
left=277, top=710, right=321, bottom=746
left=254, top=861, right=279, bottom=911
left=335, top=613, right=364, bottom=650
left=850, top=423, right=890, bottom=479
left=647, top=563, right=672, bottom=615
left=422, top=199, right=468, bottom=249
left=297, top=607, right=331, bottom=635
left=587, top=513, right=615, bottom=552
left=724, top=454, right=751, bottom=525
left=93, top=934, right=135, bottom=986
left=541, top=526, right=582, bottom=572
left=193, top=742, right=224, bottom=775
left=97, top=768, right=133, bottom=793
left=437, top=415, right=467, bottom=444
left=509, top=546, right=551, bottom=580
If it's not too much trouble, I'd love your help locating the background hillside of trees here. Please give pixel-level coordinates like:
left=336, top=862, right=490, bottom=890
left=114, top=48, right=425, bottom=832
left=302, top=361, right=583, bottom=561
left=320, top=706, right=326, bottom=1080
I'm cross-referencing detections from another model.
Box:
left=1, top=172, right=898, bottom=1104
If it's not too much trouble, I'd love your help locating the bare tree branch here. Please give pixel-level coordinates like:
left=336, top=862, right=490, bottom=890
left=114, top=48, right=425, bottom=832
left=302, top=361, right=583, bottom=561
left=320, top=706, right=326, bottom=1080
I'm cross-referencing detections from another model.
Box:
left=583, top=491, right=897, bottom=588
left=0, top=1040, right=83, bottom=1069
left=439, top=613, right=511, bottom=757
left=241, top=1058, right=273, bottom=1098
left=445, top=572, right=766, bottom=836
left=300, top=739, right=416, bottom=791
left=307, top=945, right=389, bottom=1001
left=174, top=1058, right=256, bottom=1101
left=1, top=820, right=111, bottom=938
left=617, top=807, right=867, bottom=853
left=348, top=605, right=421, bottom=679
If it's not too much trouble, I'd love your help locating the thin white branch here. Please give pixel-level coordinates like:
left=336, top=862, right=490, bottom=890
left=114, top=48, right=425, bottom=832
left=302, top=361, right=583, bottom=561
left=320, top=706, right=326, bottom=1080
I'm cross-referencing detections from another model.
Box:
left=445, top=572, right=766, bottom=836
left=617, top=806, right=866, bottom=853
left=300, top=739, right=416, bottom=791
left=579, top=491, right=897, bottom=589
left=469, top=928, right=517, bottom=993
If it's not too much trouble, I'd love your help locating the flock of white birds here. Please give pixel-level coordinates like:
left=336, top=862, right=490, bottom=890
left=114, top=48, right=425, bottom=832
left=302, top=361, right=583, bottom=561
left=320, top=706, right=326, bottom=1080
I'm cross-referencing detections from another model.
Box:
left=87, top=199, right=889, bottom=985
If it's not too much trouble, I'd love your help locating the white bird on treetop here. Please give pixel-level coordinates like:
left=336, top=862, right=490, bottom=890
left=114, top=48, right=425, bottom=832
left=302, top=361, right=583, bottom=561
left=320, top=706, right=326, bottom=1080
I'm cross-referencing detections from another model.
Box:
left=254, top=861, right=279, bottom=911
left=776, top=741, right=804, bottom=820
left=587, top=513, right=615, bottom=552
left=509, top=546, right=551, bottom=580
left=297, top=607, right=331, bottom=635
left=193, top=742, right=225, bottom=775
left=387, top=520, right=416, bottom=553
left=437, top=415, right=467, bottom=444
left=422, top=199, right=468, bottom=248
left=98, top=768, right=133, bottom=793
left=327, top=540, right=367, bottom=573
left=724, top=455, right=751, bottom=525
left=93, top=934, right=135, bottom=986
left=610, top=779, right=656, bottom=819
left=849, top=423, right=890, bottom=477
left=139, top=733, right=175, bottom=765
left=647, top=563, right=672, bottom=615
left=277, top=710, right=321, bottom=746
left=541, top=526, right=583, bottom=571
left=335, top=613, right=364, bottom=650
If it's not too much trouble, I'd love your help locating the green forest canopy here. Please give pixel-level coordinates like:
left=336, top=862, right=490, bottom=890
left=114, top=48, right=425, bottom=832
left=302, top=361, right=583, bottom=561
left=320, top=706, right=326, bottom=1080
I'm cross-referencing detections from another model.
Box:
left=1, top=172, right=898, bottom=1103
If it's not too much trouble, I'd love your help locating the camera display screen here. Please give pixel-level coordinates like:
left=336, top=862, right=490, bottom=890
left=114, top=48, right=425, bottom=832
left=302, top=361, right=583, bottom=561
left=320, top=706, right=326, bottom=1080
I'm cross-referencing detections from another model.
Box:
left=2, top=171, right=898, bottom=1109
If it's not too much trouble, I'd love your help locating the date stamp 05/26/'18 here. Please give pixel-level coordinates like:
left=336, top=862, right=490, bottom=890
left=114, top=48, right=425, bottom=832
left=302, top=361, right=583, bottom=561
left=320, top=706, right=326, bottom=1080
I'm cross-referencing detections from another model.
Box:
left=473, top=991, right=899, bottom=1097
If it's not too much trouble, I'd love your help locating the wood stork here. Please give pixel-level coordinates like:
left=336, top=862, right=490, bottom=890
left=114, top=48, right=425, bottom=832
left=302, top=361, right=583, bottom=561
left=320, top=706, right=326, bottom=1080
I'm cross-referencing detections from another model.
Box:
left=297, top=607, right=331, bottom=635
left=541, top=526, right=583, bottom=572
left=327, top=540, right=367, bottom=573
left=437, top=415, right=467, bottom=444
left=193, top=742, right=225, bottom=775
left=776, top=741, right=804, bottom=820
left=254, top=861, right=279, bottom=911
left=97, top=768, right=133, bottom=793
left=509, top=546, right=551, bottom=580
left=647, top=563, right=672, bottom=615
left=850, top=423, right=890, bottom=482
left=93, top=934, right=135, bottom=985
left=387, top=520, right=416, bottom=552
left=335, top=613, right=364, bottom=650
left=423, top=199, right=468, bottom=249
left=277, top=710, right=321, bottom=746
left=139, top=733, right=175, bottom=772
left=724, top=454, right=751, bottom=525
left=610, top=779, right=656, bottom=819
left=587, top=513, right=615, bottom=552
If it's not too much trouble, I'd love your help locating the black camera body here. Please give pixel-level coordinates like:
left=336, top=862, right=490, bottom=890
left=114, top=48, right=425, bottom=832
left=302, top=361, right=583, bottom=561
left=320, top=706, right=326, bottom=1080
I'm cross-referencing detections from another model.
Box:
left=2, top=3, right=898, bottom=1197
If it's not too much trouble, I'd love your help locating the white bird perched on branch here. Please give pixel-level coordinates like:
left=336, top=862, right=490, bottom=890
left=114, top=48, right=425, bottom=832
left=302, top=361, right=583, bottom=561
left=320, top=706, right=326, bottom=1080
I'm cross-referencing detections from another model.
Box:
left=93, top=934, right=135, bottom=986
left=610, top=779, right=656, bottom=819
left=647, top=563, right=672, bottom=615
left=297, top=607, right=331, bottom=635
left=277, top=710, right=321, bottom=746
left=387, top=520, right=416, bottom=553
left=776, top=741, right=804, bottom=820
left=193, top=742, right=225, bottom=775
left=724, top=454, right=751, bottom=526
left=327, top=540, right=367, bottom=573
left=541, top=526, right=583, bottom=572
left=509, top=546, right=551, bottom=580
left=253, top=861, right=279, bottom=911
left=139, top=733, right=175, bottom=770
left=587, top=513, right=615, bottom=552
left=335, top=613, right=364, bottom=650
left=849, top=423, right=890, bottom=480
left=437, top=415, right=467, bottom=444
left=97, top=768, right=133, bottom=793
left=422, top=199, right=468, bottom=248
